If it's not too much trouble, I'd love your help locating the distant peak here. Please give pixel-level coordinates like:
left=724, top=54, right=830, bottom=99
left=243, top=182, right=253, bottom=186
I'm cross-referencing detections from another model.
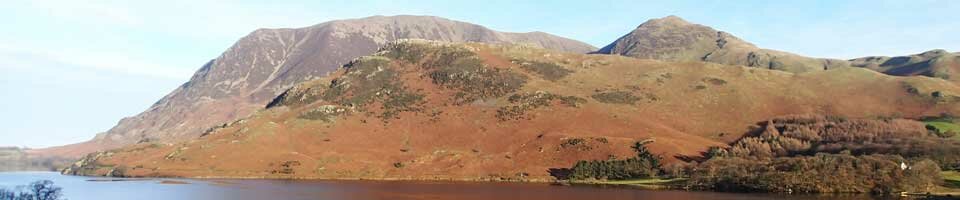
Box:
left=662, top=15, right=686, bottom=21
left=920, top=49, right=948, bottom=56
left=363, top=15, right=444, bottom=20
left=638, top=15, right=693, bottom=27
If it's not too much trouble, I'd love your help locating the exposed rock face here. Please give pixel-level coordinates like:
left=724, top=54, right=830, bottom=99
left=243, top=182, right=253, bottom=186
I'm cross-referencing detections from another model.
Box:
left=596, top=16, right=849, bottom=73
left=38, top=15, right=596, bottom=158
left=850, top=49, right=960, bottom=82
left=60, top=151, right=112, bottom=176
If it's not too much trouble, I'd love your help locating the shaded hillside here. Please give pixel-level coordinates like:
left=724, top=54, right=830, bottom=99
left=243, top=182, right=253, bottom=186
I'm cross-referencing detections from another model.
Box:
left=63, top=41, right=960, bottom=180
left=36, top=15, right=596, bottom=158
left=596, top=16, right=849, bottom=73
left=850, top=49, right=960, bottom=83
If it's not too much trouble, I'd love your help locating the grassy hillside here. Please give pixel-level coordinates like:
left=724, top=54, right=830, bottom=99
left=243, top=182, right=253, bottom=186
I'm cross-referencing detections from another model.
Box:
left=63, top=41, right=960, bottom=181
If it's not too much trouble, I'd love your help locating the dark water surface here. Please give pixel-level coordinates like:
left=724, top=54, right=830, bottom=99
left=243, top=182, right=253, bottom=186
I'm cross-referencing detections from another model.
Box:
left=0, top=172, right=900, bottom=200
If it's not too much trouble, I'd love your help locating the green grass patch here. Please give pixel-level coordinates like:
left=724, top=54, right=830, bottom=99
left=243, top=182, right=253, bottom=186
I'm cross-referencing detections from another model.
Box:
left=924, top=121, right=960, bottom=140
left=926, top=121, right=960, bottom=132
left=571, top=178, right=687, bottom=190
left=591, top=178, right=685, bottom=185
left=944, top=171, right=960, bottom=188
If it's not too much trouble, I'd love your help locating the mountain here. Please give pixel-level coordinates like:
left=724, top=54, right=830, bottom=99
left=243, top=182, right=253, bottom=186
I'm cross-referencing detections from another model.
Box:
left=0, top=147, right=71, bottom=171
left=596, top=15, right=960, bottom=83
left=596, top=16, right=849, bottom=73
left=63, top=41, right=960, bottom=180
left=850, top=49, right=960, bottom=83
left=35, top=15, right=596, bottom=158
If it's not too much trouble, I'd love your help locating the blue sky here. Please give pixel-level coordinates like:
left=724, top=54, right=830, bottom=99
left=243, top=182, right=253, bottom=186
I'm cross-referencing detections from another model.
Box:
left=1, top=0, right=959, bottom=148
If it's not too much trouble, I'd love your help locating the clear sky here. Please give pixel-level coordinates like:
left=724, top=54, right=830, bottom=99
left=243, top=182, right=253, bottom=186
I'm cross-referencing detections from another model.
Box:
left=1, top=0, right=958, bottom=148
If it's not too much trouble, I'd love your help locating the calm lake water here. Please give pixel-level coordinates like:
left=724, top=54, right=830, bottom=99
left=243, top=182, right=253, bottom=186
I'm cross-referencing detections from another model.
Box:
left=0, top=172, right=902, bottom=200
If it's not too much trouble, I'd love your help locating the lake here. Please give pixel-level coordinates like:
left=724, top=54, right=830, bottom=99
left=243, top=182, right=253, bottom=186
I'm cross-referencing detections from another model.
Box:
left=0, top=172, right=895, bottom=200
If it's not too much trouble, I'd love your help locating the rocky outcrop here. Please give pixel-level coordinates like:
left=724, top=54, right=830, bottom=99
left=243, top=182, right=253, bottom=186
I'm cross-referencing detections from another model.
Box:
left=60, top=151, right=110, bottom=176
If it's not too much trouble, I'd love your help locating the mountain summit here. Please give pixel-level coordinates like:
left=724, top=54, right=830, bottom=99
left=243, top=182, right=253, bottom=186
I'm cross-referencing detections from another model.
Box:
left=36, top=15, right=596, bottom=158
left=597, top=16, right=959, bottom=82
left=596, top=16, right=848, bottom=73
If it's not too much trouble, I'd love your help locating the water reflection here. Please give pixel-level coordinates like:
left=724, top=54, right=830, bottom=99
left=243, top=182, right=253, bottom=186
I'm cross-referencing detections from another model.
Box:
left=0, top=172, right=895, bottom=200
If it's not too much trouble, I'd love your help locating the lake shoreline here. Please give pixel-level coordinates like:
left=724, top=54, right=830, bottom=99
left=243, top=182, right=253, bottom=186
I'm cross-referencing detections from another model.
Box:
left=7, top=171, right=957, bottom=199
left=48, top=171, right=960, bottom=199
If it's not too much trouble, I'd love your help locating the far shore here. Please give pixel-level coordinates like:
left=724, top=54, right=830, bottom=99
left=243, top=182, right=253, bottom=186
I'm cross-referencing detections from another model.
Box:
left=44, top=171, right=960, bottom=199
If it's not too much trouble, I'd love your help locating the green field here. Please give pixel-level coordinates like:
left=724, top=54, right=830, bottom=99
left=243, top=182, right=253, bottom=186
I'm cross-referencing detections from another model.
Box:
left=944, top=171, right=960, bottom=189
left=924, top=121, right=960, bottom=140
left=592, top=178, right=684, bottom=185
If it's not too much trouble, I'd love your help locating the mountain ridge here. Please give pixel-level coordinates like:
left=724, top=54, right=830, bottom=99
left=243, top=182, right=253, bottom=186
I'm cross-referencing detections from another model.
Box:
left=34, top=15, right=597, bottom=158
left=33, top=15, right=959, bottom=168
left=596, top=15, right=959, bottom=82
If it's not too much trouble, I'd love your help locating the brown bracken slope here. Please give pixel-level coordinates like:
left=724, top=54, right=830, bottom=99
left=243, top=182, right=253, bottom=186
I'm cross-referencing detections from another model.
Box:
left=63, top=41, right=960, bottom=181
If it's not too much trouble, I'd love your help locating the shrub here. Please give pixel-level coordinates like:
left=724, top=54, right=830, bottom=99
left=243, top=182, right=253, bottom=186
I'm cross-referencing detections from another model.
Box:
left=429, top=64, right=527, bottom=104
left=270, top=161, right=301, bottom=175
left=299, top=105, right=349, bottom=122
left=704, top=146, right=728, bottom=159
left=944, top=130, right=958, bottom=138
left=590, top=91, right=641, bottom=105
left=513, top=59, right=573, bottom=81
left=380, top=91, right=425, bottom=120
left=496, top=92, right=585, bottom=121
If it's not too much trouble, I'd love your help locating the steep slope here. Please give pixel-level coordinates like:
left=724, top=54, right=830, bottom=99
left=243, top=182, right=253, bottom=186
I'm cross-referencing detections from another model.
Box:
left=64, top=41, right=960, bottom=180
left=596, top=16, right=849, bottom=73
left=850, top=49, right=960, bottom=83
left=36, top=15, right=596, bottom=158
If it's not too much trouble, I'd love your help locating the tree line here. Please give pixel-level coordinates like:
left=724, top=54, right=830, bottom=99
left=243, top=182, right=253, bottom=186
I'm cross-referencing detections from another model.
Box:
left=555, top=114, right=959, bottom=194
left=566, top=140, right=662, bottom=180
